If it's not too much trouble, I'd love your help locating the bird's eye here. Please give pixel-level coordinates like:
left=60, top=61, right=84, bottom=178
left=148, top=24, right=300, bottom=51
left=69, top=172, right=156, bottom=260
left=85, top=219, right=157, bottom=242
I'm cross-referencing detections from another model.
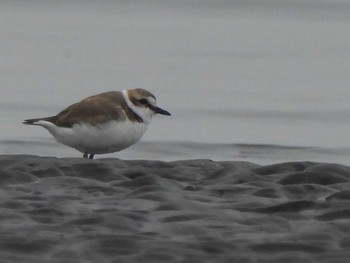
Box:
left=139, top=99, right=148, bottom=105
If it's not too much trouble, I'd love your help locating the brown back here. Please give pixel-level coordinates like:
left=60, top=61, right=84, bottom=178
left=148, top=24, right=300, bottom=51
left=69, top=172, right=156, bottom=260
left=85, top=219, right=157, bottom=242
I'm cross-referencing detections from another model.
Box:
left=43, top=91, right=143, bottom=127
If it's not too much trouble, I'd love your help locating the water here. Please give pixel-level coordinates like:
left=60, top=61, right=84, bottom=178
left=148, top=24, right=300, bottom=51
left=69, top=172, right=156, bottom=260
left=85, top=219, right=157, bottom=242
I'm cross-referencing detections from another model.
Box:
left=1, top=0, right=350, bottom=164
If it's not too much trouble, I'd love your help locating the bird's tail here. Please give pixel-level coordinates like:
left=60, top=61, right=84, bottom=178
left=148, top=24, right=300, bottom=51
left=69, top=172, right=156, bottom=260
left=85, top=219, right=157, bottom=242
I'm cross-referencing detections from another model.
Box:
left=23, top=118, right=43, bottom=125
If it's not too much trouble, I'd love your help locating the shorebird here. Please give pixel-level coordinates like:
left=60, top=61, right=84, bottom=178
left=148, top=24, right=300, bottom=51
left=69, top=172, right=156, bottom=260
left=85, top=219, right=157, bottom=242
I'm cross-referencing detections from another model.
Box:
left=23, top=88, right=171, bottom=159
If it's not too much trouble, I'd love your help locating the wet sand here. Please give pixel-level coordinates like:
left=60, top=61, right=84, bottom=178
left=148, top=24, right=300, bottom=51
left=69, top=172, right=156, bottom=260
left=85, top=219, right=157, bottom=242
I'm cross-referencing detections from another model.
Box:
left=0, top=155, right=349, bottom=262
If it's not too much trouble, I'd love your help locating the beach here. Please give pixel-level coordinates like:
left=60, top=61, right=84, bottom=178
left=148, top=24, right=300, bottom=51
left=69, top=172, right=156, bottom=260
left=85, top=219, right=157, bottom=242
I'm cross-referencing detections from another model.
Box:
left=0, top=155, right=349, bottom=262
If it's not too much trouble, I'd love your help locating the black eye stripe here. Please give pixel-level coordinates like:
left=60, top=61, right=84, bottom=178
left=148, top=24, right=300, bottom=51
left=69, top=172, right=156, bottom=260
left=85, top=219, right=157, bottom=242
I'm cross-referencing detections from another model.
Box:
left=139, top=99, right=148, bottom=105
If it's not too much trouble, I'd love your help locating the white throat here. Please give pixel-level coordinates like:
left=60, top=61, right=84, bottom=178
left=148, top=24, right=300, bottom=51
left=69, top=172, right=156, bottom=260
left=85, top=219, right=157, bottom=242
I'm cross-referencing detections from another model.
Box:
left=121, top=89, right=153, bottom=125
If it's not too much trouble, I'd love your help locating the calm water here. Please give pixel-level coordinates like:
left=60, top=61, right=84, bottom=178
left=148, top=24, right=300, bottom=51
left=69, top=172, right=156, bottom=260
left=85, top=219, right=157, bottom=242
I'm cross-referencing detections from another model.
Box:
left=1, top=0, right=350, bottom=164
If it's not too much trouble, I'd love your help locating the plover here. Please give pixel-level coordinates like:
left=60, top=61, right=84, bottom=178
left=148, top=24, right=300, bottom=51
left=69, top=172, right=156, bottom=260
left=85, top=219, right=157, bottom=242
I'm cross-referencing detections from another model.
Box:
left=23, top=88, right=171, bottom=159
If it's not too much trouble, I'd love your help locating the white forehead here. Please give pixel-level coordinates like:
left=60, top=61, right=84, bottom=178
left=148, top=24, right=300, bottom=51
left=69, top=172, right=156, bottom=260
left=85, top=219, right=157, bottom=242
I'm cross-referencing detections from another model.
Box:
left=148, top=96, right=156, bottom=106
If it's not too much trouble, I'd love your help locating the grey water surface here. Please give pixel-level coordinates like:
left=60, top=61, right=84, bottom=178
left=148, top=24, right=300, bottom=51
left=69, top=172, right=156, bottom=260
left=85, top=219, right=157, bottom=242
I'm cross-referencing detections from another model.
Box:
left=1, top=0, right=350, bottom=165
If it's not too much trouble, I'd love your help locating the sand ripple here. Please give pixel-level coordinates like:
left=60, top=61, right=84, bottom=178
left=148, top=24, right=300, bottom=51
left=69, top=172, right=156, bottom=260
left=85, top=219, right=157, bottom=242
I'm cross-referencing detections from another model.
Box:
left=0, top=155, right=349, bottom=262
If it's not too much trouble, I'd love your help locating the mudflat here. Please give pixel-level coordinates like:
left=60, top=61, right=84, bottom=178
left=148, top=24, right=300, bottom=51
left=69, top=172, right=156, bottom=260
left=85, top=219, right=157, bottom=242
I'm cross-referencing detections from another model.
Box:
left=0, top=155, right=349, bottom=263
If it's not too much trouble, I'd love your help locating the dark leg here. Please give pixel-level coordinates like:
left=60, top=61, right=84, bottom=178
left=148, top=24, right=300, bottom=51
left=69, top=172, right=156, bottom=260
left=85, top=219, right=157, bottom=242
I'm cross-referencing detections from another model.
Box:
left=89, top=154, right=95, bottom=159
left=83, top=153, right=88, bottom=158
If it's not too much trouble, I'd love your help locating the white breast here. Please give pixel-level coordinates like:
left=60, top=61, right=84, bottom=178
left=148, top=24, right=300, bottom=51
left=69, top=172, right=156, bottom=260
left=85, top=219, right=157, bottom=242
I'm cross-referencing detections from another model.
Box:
left=45, top=120, right=147, bottom=154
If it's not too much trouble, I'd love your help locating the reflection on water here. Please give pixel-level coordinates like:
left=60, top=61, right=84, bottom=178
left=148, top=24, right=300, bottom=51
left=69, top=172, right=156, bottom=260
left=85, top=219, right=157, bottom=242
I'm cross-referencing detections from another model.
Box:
left=2, top=139, right=350, bottom=166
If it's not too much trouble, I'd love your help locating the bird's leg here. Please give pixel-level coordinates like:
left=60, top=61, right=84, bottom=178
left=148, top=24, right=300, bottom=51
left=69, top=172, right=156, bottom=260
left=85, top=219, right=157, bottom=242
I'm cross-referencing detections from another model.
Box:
left=83, top=153, right=88, bottom=158
left=89, top=154, right=95, bottom=160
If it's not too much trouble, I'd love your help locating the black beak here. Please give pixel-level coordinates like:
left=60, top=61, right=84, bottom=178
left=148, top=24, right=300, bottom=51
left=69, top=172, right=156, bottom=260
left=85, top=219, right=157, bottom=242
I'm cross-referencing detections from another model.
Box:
left=153, top=106, right=171, bottom=116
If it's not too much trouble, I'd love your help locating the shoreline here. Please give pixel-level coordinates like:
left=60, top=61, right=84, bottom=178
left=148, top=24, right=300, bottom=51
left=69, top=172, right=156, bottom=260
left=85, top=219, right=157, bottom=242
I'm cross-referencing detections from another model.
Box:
left=3, top=139, right=350, bottom=165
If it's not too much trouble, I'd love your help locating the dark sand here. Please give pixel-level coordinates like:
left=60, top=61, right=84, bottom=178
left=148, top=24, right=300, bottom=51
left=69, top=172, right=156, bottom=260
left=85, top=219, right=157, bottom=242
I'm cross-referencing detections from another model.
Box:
left=0, top=155, right=349, bottom=263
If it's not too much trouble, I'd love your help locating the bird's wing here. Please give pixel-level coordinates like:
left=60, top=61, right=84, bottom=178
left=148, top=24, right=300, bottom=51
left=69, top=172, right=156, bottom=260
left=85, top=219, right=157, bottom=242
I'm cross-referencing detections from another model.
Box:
left=49, top=94, right=127, bottom=127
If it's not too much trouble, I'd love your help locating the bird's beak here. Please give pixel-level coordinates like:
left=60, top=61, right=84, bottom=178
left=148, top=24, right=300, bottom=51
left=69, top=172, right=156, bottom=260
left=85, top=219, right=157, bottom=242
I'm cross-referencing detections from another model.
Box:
left=153, top=106, right=171, bottom=116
